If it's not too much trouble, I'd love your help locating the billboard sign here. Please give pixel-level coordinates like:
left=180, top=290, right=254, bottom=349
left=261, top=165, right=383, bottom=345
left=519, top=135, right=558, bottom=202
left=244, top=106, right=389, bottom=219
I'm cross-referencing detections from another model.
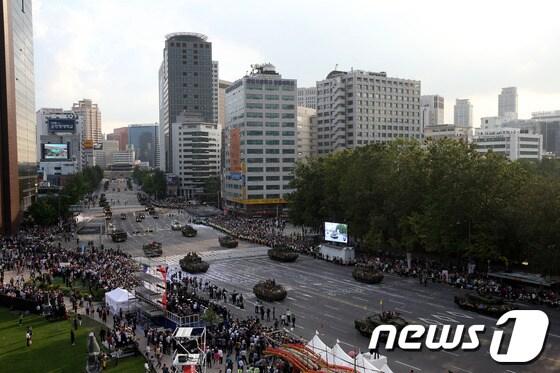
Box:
left=48, top=118, right=76, bottom=133
left=166, top=174, right=179, bottom=185
left=324, top=222, right=348, bottom=244
left=42, top=143, right=69, bottom=160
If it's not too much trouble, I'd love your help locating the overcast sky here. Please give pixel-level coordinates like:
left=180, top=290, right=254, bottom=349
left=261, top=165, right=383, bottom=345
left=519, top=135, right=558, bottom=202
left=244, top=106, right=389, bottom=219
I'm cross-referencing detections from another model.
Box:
left=33, top=0, right=560, bottom=133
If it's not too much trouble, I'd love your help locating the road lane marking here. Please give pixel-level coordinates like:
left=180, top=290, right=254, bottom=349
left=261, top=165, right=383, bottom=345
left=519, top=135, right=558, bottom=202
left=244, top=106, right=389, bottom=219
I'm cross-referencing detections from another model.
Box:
left=395, top=307, right=412, bottom=314
left=449, top=366, right=471, bottom=373
left=441, top=350, right=460, bottom=357
left=395, top=361, right=422, bottom=371
left=323, top=304, right=339, bottom=311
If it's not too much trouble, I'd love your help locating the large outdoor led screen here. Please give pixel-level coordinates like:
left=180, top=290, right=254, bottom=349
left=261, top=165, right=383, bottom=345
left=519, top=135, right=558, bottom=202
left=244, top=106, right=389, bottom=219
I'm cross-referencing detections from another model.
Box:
left=324, top=222, right=348, bottom=244
left=42, top=143, right=69, bottom=160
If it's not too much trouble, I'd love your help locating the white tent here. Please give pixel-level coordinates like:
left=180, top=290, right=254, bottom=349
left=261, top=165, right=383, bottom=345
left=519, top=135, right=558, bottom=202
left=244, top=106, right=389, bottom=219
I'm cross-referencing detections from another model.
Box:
left=306, top=332, right=334, bottom=365
left=359, top=352, right=393, bottom=373
left=105, top=287, right=135, bottom=314
left=305, top=332, right=393, bottom=373
left=332, top=342, right=354, bottom=368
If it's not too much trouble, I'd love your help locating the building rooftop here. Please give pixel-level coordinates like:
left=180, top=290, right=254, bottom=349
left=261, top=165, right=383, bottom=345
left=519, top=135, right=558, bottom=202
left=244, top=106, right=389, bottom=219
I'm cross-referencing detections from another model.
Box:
left=165, top=32, right=208, bottom=41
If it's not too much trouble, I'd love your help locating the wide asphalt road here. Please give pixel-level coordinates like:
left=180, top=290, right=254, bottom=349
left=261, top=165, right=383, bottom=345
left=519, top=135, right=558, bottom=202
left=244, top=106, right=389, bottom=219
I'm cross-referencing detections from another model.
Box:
left=78, top=180, right=560, bottom=372
left=191, top=254, right=560, bottom=373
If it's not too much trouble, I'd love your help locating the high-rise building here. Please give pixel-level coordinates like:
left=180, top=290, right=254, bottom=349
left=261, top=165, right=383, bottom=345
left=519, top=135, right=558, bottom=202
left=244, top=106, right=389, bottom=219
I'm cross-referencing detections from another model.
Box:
left=36, top=110, right=82, bottom=184
left=223, top=64, right=297, bottom=214
left=498, top=87, right=518, bottom=120
left=36, top=108, right=73, bottom=160
left=297, top=107, right=317, bottom=160
left=218, top=80, right=231, bottom=128
left=454, top=99, right=473, bottom=127
left=159, top=32, right=214, bottom=172
left=420, top=95, right=444, bottom=128
left=316, top=69, right=421, bottom=155
left=171, top=113, right=220, bottom=198
left=72, top=99, right=102, bottom=143
left=110, top=126, right=128, bottom=151
left=212, top=61, right=219, bottom=124
left=128, top=124, right=160, bottom=168
left=297, top=87, right=317, bottom=109
left=1, top=0, right=36, bottom=233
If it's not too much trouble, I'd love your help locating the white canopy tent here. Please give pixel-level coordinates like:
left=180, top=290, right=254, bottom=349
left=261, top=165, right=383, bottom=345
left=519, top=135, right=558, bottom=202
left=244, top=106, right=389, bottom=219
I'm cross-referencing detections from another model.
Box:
left=307, top=332, right=335, bottom=365
left=332, top=342, right=354, bottom=368
left=305, top=332, right=392, bottom=373
left=105, top=287, right=136, bottom=314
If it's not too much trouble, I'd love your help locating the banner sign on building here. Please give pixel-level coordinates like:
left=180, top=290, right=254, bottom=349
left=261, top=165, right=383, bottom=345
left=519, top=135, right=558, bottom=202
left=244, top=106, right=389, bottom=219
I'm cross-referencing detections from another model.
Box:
left=48, top=118, right=76, bottom=133
left=229, top=128, right=241, bottom=172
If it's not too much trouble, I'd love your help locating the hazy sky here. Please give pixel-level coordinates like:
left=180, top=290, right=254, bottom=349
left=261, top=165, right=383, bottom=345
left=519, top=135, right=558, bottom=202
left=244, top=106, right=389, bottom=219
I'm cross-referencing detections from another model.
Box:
left=33, top=0, right=560, bottom=133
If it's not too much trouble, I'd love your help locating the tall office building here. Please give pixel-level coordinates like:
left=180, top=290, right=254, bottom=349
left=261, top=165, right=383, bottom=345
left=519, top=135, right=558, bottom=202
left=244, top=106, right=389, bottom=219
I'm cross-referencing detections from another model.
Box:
left=297, top=87, right=317, bottom=109
left=159, top=32, right=214, bottom=172
left=1, top=0, right=36, bottom=233
left=212, top=61, right=219, bottom=124
left=316, top=69, right=421, bottom=155
left=498, top=87, right=518, bottom=120
left=110, top=126, right=128, bottom=150
left=72, top=99, right=102, bottom=143
left=223, top=64, right=297, bottom=214
left=297, top=107, right=317, bottom=160
left=420, top=95, right=444, bottom=128
left=171, top=113, right=220, bottom=198
left=36, top=110, right=82, bottom=183
left=128, top=124, right=160, bottom=168
left=218, top=80, right=231, bottom=127
left=454, top=99, right=473, bottom=127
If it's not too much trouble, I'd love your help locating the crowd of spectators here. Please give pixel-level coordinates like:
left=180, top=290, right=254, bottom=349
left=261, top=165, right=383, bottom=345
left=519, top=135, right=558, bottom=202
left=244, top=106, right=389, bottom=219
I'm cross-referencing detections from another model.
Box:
left=359, top=255, right=560, bottom=308
left=0, top=225, right=139, bottom=315
left=208, top=216, right=313, bottom=252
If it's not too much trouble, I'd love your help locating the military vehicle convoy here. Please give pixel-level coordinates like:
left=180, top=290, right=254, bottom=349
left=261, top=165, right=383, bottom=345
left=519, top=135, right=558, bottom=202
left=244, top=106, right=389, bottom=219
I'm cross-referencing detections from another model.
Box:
left=352, top=263, right=384, bottom=284
left=181, top=225, right=198, bottom=238
left=454, top=292, right=515, bottom=317
left=179, top=252, right=209, bottom=273
left=355, top=312, right=409, bottom=337
left=219, top=235, right=239, bottom=248
left=267, top=245, right=298, bottom=262
left=143, top=241, right=163, bottom=257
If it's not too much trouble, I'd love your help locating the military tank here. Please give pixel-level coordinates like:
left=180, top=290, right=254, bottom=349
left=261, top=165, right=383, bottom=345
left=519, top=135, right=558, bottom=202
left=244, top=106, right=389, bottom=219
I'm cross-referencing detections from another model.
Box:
left=268, top=245, right=298, bottom=262
left=143, top=241, right=163, bottom=257
left=181, top=225, right=198, bottom=237
left=253, top=279, right=287, bottom=302
left=219, top=235, right=239, bottom=248
left=179, top=252, right=210, bottom=273
left=352, top=263, right=384, bottom=284
left=454, top=292, right=515, bottom=318
left=355, top=312, right=409, bottom=337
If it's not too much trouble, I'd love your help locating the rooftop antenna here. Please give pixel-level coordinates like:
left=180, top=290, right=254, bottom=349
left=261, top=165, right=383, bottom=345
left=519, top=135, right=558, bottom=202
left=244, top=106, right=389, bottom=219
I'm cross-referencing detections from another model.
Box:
left=334, top=64, right=338, bottom=71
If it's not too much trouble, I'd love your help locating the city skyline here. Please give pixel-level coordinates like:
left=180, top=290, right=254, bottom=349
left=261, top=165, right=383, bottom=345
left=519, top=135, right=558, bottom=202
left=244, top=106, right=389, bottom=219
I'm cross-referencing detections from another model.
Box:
left=33, top=0, right=560, bottom=133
